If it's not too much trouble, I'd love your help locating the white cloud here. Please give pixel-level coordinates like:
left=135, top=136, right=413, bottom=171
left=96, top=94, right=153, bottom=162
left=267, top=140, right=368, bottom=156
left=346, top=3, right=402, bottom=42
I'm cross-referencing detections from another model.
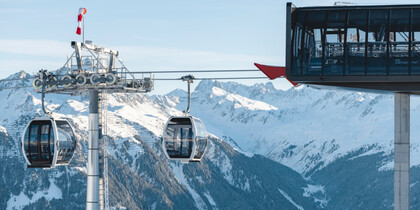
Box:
left=113, top=45, right=282, bottom=70
left=0, top=8, right=27, bottom=14
left=0, top=59, right=64, bottom=78
left=0, top=39, right=282, bottom=72
left=0, top=40, right=72, bottom=58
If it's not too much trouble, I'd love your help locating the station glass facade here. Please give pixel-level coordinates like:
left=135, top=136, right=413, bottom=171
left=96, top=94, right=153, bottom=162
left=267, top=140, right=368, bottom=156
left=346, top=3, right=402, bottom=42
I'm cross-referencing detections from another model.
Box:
left=291, top=7, right=420, bottom=76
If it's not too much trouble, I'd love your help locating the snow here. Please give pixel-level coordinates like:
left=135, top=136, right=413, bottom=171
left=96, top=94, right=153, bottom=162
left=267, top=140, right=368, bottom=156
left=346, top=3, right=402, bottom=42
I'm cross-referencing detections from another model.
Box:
left=7, top=178, right=62, bottom=210
left=212, top=86, right=278, bottom=111
left=203, top=191, right=217, bottom=208
left=170, top=163, right=207, bottom=210
left=232, top=146, right=254, bottom=158
left=303, top=184, right=325, bottom=197
left=165, top=81, right=420, bottom=175
left=278, top=188, right=305, bottom=210
left=66, top=100, right=88, bottom=112
left=151, top=202, right=157, bottom=210
left=378, top=161, right=394, bottom=171
left=4, top=74, right=420, bottom=208
left=348, top=147, right=383, bottom=161
left=205, top=142, right=234, bottom=185
left=241, top=179, right=251, bottom=192
left=0, top=125, right=6, bottom=134
left=303, top=184, right=328, bottom=207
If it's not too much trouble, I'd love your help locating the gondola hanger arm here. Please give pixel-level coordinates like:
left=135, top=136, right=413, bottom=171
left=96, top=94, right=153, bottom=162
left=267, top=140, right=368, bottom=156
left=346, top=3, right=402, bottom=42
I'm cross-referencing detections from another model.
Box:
left=181, top=75, right=194, bottom=115
left=39, top=69, right=51, bottom=115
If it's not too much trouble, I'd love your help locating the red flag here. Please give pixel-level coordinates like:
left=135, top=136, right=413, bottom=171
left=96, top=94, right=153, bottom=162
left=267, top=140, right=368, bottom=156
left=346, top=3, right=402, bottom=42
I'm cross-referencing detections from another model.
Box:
left=76, top=8, right=86, bottom=35
left=254, top=63, right=299, bottom=87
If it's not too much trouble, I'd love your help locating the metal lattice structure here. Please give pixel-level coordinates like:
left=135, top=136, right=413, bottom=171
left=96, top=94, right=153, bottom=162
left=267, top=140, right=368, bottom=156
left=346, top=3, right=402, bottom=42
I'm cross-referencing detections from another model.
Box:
left=32, top=41, right=154, bottom=95
left=102, top=92, right=110, bottom=210
left=30, top=41, right=155, bottom=210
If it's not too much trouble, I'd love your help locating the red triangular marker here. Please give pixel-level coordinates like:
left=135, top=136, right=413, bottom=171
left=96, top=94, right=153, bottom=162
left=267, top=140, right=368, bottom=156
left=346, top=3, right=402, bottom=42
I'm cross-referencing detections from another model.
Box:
left=254, top=63, right=299, bottom=87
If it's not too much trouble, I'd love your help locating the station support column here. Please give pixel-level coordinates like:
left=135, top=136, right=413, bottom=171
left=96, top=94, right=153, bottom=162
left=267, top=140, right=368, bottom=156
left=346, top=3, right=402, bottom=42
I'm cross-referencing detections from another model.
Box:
left=394, top=93, right=410, bottom=210
left=87, top=90, right=100, bottom=210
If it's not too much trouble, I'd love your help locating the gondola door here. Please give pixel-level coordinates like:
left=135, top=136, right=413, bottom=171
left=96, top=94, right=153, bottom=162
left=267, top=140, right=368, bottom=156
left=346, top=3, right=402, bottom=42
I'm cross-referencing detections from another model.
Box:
left=27, top=120, right=54, bottom=167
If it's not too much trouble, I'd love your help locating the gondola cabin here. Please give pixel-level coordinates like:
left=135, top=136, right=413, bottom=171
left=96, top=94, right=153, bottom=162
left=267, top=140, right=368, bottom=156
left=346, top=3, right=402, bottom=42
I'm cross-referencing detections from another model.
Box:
left=21, top=116, right=77, bottom=168
left=162, top=116, right=208, bottom=163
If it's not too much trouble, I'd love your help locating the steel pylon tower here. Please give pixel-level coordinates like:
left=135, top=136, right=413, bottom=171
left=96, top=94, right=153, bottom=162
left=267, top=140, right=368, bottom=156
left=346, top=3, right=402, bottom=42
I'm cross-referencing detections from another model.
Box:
left=32, top=41, right=154, bottom=210
left=101, top=91, right=110, bottom=210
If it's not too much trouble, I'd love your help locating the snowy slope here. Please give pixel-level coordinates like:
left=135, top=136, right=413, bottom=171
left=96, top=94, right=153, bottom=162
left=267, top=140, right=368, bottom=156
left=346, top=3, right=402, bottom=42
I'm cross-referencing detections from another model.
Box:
left=4, top=70, right=420, bottom=209
left=0, top=72, right=319, bottom=209
left=161, top=80, right=420, bottom=176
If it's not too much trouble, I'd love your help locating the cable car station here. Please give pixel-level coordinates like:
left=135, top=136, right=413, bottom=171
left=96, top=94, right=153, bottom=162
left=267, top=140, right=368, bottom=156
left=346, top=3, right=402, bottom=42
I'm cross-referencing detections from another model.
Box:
left=283, top=3, right=418, bottom=210
left=286, top=3, right=420, bottom=93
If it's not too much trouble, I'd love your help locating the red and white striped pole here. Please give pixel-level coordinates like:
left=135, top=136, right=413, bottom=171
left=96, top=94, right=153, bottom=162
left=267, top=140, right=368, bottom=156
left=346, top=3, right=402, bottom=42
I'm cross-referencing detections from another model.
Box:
left=76, top=8, right=87, bottom=43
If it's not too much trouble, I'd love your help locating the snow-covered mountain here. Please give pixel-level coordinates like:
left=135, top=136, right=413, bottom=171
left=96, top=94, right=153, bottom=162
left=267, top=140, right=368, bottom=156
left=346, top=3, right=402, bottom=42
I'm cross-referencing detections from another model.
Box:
left=161, top=80, right=420, bottom=174
left=1, top=71, right=420, bottom=209
left=0, top=72, right=318, bottom=210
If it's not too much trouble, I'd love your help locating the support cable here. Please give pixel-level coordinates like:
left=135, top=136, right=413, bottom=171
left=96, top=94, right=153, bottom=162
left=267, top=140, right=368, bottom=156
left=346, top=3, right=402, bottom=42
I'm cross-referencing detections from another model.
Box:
left=130, top=69, right=259, bottom=74
left=154, top=76, right=269, bottom=81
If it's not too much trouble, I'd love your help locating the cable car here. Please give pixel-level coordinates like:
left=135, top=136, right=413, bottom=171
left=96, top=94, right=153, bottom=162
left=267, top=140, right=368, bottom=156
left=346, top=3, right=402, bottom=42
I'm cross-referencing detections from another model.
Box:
left=162, top=116, right=208, bottom=163
left=21, top=116, right=77, bottom=168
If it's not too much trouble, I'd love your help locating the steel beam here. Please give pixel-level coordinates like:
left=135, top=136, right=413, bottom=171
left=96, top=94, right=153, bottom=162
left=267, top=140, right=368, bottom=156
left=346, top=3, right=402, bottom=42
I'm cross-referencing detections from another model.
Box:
left=87, top=90, right=100, bottom=210
left=394, top=93, right=410, bottom=210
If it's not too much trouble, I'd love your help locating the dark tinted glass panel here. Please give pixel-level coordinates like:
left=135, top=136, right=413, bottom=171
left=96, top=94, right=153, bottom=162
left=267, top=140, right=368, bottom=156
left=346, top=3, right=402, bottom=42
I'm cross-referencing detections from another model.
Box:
left=301, top=11, right=326, bottom=75
left=324, top=11, right=346, bottom=75
left=165, top=126, right=175, bottom=138
left=57, top=141, right=73, bottom=163
left=194, top=137, right=207, bottom=159
left=56, top=121, right=75, bottom=141
left=24, top=125, right=30, bottom=159
left=164, top=125, right=178, bottom=157
left=29, top=124, right=39, bottom=161
left=367, top=9, right=389, bottom=75
left=194, top=119, right=207, bottom=138
left=292, top=11, right=304, bottom=76
left=40, top=124, right=51, bottom=161
left=412, top=9, right=420, bottom=74
left=389, top=9, right=410, bottom=75
left=180, top=128, right=193, bottom=157
left=165, top=125, right=193, bottom=159
left=169, top=117, right=192, bottom=125
left=28, top=120, right=53, bottom=164
left=56, top=122, right=75, bottom=163
left=347, top=10, right=368, bottom=75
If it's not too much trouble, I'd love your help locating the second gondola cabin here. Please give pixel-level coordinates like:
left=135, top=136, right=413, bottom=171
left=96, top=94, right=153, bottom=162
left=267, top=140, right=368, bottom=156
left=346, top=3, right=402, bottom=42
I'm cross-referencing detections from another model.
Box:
left=21, top=116, right=77, bottom=168
left=163, top=116, right=208, bottom=163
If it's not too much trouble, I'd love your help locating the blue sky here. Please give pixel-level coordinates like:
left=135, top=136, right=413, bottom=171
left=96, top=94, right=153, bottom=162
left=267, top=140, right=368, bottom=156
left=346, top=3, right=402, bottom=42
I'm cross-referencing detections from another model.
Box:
left=0, top=0, right=414, bottom=94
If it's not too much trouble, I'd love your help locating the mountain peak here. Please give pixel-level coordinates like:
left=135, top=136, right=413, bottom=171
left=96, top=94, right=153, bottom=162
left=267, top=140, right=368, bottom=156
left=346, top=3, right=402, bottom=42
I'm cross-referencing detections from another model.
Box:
left=166, top=88, right=187, bottom=98
left=5, top=70, right=30, bottom=80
